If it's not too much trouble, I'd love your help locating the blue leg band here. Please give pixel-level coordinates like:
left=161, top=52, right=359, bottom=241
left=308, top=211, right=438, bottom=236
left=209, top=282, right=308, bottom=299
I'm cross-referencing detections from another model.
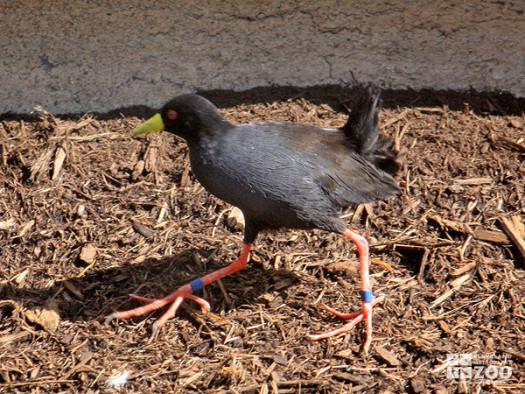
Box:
left=190, top=278, right=204, bottom=292
left=361, top=289, right=373, bottom=302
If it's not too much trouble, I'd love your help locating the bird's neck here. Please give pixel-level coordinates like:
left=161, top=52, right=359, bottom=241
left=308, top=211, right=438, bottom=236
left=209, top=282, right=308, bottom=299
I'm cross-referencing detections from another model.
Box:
left=187, top=116, right=233, bottom=144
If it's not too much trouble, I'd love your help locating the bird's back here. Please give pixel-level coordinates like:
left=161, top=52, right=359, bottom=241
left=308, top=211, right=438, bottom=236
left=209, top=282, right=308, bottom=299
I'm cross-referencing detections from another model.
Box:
left=188, top=107, right=400, bottom=233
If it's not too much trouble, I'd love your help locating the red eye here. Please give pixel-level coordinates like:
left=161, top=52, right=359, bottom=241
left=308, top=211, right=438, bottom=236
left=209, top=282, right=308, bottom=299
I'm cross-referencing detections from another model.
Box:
left=166, top=109, right=178, bottom=120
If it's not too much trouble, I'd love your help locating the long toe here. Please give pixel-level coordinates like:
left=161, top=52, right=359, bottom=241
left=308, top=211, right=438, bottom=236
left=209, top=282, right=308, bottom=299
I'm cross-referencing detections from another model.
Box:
left=307, top=313, right=364, bottom=341
left=107, top=283, right=196, bottom=324
left=153, top=295, right=185, bottom=328
left=187, top=294, right=211, bottom=315
left=307, top=295, right=385, bottom=352
left=322, top=295, right=385, bottom=319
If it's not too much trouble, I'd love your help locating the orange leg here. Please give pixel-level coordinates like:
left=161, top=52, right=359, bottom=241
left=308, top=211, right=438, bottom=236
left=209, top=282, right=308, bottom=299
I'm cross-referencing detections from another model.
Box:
left=106, top=243, right=252, bottom=330
left=307, top=228, right=384, bottom=353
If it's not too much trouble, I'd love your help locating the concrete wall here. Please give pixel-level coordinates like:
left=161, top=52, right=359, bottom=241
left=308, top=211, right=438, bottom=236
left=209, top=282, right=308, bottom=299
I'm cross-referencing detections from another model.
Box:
left=1, top=1, right=524, bottom=114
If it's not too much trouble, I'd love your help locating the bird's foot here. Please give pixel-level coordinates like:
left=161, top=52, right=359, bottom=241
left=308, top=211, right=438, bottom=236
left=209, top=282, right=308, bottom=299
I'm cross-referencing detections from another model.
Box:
left=307, top=294, right=385, bottom=354
left=105, top=283, right=211, bottom=331
left=106, top=243, right=253, bottom=331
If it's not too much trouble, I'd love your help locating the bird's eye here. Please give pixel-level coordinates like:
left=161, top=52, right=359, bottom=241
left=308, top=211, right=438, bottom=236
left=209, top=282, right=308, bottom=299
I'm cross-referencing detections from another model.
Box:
left=166, top=109, right=178, bottom=120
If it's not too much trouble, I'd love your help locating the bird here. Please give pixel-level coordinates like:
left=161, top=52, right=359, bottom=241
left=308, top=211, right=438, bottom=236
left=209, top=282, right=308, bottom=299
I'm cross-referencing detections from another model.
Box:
left=106, top=87, right=401, bottom=353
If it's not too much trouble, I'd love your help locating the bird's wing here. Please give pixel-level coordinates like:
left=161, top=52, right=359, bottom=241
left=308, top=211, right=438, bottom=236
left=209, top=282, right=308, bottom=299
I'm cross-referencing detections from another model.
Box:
left=287, top=126, right=399, bottom=207
left=221, top=122, right=399, bottom=211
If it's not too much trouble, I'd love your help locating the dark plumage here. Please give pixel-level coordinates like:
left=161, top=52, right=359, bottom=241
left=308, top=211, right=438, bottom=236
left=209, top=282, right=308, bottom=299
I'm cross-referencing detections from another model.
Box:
left=107, top=87, right=401, bottom=353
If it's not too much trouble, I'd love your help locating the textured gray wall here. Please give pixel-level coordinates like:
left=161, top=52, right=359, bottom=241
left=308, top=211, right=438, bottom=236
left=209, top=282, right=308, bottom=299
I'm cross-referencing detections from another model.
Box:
left=1, top=1, right=524, bottom=114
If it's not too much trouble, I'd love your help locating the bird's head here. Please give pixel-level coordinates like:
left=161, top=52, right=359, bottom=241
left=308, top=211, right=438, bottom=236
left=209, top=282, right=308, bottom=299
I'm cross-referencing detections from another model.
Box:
left=133, top=94, right=228, bottom=141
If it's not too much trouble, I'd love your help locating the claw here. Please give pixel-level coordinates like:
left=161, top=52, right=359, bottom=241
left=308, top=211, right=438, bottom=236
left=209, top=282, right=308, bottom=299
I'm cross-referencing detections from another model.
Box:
left=105, top=312, right=118, bottom=326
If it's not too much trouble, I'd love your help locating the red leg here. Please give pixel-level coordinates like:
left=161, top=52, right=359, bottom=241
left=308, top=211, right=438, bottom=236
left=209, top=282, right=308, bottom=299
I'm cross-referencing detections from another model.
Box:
left=106, top=243, right=252, bottom=329
left=307, top=228, right=384, bottom=353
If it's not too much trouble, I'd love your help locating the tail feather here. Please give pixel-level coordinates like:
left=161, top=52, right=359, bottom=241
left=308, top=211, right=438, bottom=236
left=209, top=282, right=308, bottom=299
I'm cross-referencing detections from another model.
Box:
left=341, top=86, right=404, bottom=176
left=342, top=85, right=380, bottom=155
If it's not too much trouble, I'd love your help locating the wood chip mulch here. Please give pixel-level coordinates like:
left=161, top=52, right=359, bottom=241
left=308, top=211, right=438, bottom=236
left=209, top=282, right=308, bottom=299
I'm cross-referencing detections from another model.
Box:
left=1, top=86, right=524, bottom=393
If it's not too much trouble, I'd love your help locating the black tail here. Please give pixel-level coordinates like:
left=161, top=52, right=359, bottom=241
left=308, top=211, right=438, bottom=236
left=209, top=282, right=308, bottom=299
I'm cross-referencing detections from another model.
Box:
left=341, top=86, right=403, bottom=176
left=342, top=85, right=380, bottom=155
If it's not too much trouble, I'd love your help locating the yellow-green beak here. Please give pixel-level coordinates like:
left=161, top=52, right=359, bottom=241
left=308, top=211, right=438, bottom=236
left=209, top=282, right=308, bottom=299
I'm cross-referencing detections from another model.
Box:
left=132, top=113, right=165, bottom=136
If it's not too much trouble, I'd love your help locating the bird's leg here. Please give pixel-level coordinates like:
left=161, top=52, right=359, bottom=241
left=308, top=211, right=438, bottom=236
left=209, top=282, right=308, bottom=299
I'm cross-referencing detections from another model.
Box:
left=307, top=228, right=384, bottom=353
left=106, top=243, right=252, bottom=330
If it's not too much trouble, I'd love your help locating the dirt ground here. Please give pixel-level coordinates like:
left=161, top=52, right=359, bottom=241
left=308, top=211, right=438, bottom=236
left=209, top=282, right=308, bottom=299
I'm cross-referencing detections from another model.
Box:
left=1, top=86, right=524, bottom=393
